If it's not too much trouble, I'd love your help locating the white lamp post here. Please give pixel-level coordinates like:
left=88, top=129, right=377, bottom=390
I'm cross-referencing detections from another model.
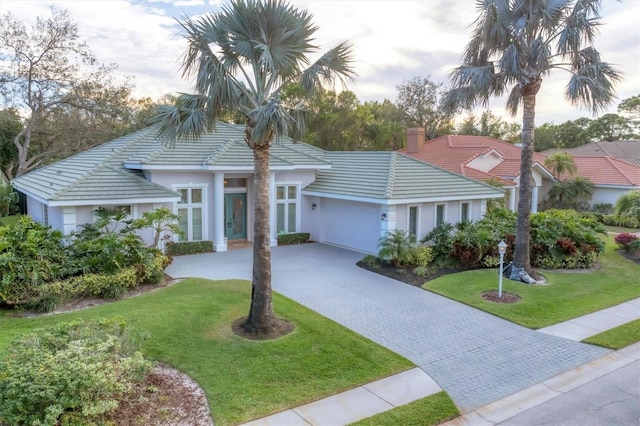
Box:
left=498, top=240, right=507, bottom=298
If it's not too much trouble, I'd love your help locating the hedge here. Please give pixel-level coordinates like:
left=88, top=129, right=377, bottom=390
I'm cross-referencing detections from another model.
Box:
left=277, top=233, right=310, bottom=245
left=165, top=240, right=214, bottom=256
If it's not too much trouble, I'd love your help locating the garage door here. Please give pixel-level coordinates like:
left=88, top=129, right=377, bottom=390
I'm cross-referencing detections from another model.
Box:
left=320, top=199, right=381, bottom=254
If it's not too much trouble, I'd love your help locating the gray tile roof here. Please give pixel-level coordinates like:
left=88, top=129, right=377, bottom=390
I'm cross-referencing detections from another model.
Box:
left=12, top=122, right=329, bottom=205
left=543, top=140, right=640, bottom=166
left=303, top=151, right=504, bottom=203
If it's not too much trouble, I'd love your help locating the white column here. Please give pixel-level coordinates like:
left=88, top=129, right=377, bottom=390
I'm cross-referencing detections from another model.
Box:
left=213, top=172, right=227, bottom=252
left=531, top=186, right=539, bottom=213
left=380, top=205, right=397, bottom=239
left=62, top=206, right=77, bottom=235
left=269, top=172, right=277, bottom=247
left=509, top=187, right=517, bottom=212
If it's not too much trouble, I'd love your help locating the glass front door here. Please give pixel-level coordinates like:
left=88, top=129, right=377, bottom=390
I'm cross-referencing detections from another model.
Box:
left=224, top=193, right=246, bottom=240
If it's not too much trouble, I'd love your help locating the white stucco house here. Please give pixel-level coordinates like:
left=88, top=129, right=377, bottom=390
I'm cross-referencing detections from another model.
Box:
left=11, top=122, right=504, bottom=254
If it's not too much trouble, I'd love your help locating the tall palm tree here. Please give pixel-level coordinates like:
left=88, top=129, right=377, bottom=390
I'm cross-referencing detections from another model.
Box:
left=155, top=0, right=353, bottom=334
left=544, top=151, right=577, bottom=180
left=444, top=0, right=620, bottom=277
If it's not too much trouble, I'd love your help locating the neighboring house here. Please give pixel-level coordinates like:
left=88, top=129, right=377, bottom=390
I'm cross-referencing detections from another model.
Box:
left=11, top=122, right=504, bottom=254
left=543, top=140, right=640, bottom=166
left=400, top=130, right=555, bottom=212
left=553, top=156, right=640, bottom=205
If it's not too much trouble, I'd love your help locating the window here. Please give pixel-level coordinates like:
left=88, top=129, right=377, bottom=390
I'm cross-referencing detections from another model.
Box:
left=276, top=184, right=299, bottom=233
left=435, top=204, right=446, bottom=227
left=175, top=187, right=204, bottom=241
left=460, top=202, right=470, bottom=223
left=408, top=206, right=418, bottom=237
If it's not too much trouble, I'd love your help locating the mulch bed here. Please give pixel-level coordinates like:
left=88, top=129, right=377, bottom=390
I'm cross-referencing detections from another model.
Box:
left=481, top=290, right=521, bottom=304
left=356, top=260, right=464, bottom=288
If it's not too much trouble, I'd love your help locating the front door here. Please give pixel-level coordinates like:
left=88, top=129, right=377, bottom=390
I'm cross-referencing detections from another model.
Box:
left=224, top=193, right=246, bottom=240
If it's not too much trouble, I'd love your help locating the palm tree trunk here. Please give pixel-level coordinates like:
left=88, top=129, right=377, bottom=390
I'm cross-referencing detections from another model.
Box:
left=513, top=91, right=537, bottom=277
left=244, top=145, right=278, bottom=332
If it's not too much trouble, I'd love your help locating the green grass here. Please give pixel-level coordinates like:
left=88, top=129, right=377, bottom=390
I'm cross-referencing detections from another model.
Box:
left=349, top=392, right=459, bottom=426
left=424, top=235, right=640, bottom=329
left=604, top=225, right=640, bottom=234
left=0, top=278, right=413, bottom=425
left=583, top=319, right=640, bottom=349
left=0, top=215, right=22, bottom=228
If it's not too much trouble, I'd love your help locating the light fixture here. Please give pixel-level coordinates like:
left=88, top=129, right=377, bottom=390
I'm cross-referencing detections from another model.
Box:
left=381, top=212, right=387, bottom=221
left=311, top=203, right=317, bottom=210
left=497, top=240, right=507, bottom=298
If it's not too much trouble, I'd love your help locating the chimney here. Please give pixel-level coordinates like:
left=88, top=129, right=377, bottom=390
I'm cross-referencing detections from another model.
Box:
left=406, top=128, right=425, bottom=153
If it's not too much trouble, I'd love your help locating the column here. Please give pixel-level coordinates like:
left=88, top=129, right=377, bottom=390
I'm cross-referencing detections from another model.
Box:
left=213, top=172, right=227, bottom=252
left=531, top=186, right=539, bottom=213
left=380, top=205, right=397, bottom=239
left=269, top=172, right=277, bottom=247
left=509, top=187, right=517, bottom=212
left=62, top=206, right=77, bottom=235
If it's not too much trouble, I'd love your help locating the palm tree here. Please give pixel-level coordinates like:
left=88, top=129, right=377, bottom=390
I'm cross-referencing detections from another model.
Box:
left=444, top=0, right=620, bottom=277
left=154, top=0, right=353, bottom=335
left=545, top=176, right=593, bottom=209
left=545, top=151, right=577, bottom=180
left=615, top=190, right=640, bottom=223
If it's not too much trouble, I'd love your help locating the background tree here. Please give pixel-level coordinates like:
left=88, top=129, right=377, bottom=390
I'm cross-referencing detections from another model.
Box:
left=0, top=7, right=135, bottom=179
left=396, top=75, right=454, bottom=140
left=618, top=94, right=640, bottom=132
left=444, top=0, right=620, bottom=278
left=0, top=109, right=22, bottom=182
left=544, top=151, right=577, bottom=180
left=584, top=113, right=637, bottom=142
left=456, top=110, right=521, bottom=143
left=154, top=0, right=353, bottom=336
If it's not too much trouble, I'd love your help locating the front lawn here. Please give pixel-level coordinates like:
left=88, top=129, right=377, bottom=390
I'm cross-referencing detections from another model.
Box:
left=583, top=319, right=640, bottom=350
left=424, top=235, right=640, bottom=329
left=350, top=392, right=459, bottom=426
left=0, top=278, right=413, bottom=425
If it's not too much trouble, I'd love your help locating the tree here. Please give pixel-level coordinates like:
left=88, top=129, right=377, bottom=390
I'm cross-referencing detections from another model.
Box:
left=618, top=94, right=640, bottom=123
left=584, top=113, right=637, bottom=141
left=456, top=110, right=521, bottom=143
left=154, top=0, right=353, bottom=335
left=544, top=176, right=593, bottom=210
left=0, top=109, right=22, bottom=182
left=614, top=190, right=640, bottom=224
left=0, top=7, right=134, bottom=179
left=378, top=230, right=417, bottom=267
left=444, top=0, right=620, bottom=278
left=396, top=75, right=454, bottom=140
left=544, top=152, right=577, bottom=180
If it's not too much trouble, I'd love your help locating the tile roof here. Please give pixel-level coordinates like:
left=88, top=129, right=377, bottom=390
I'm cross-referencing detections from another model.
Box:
left=12, top=122, right=329, bottom=205
left=557, top=156, right=640, bottom=186
left=400, top=135, right=548, bottom=186
left=543, top=140, right=640, bottom=166
left=303, top=151, right=504, bottom=203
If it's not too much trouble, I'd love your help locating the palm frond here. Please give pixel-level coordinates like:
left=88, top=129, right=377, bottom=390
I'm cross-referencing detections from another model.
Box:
left=299, top=41, right=354, bottom=94
left=505, top=85, right=522, bottom=116
left=152, top=93, right=210, bottom=145
left=566, top=59, right=622, bottom=114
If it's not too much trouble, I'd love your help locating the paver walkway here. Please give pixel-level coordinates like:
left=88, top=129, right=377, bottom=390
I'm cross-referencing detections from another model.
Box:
left=166, top=243, right=611, bottom=412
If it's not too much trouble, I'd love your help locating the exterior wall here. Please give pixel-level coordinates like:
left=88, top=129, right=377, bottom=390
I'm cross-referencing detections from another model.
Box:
left=26, top=197, right=45, bottom=223
left=590, top=187, right=634, bottom=206
left=467, top=153, right=503, bottom=172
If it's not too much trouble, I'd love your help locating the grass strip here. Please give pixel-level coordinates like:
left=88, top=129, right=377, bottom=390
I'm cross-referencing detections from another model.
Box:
left=583, top=319, right=640, bottom=349
left=349, top=392, right=459, bottom=426
left=423, top=235, right=640, bottom=329
left=0, top=278, right=412, bottom=425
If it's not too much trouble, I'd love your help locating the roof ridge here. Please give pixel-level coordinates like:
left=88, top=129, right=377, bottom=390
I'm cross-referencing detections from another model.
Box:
left=205, top=138, right=237, bottom=164
left=385, top=152, right=397, bottom=198
left=605, top=156, right=635, bottom=184
left=285, top=143, right=329, bottom=163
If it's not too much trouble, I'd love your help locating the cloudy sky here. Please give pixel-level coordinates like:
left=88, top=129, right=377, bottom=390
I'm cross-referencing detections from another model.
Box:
left=2, top=0, right=638, bottom=125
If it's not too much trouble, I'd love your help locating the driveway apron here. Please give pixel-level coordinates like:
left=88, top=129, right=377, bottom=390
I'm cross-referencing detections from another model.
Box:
left=166, top=243, right=611, bottom=412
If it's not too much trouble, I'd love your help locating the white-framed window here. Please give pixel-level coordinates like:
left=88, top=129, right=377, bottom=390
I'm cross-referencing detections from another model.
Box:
left=435, top=203, right=447, bottom=227
left=408, top=205, right=420, bottom=238
left=173, top=185, right=206, bottom=241
left=460, top=202, right=470, bottom=223
left=276, top=183, right=300, bottom=234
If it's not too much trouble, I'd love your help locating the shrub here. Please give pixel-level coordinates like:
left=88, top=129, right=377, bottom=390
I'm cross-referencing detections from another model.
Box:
left=165, top=240, right=214, bottom=256
left=615, top=233, right=639, bottom=252
left=406, top=246, right=434, bottom=267
left=0, top=318, right=152, bottom=426
left=422, top=222, right=455, bottom=261
left=277, top=232, right=310, bottom=245
left=378, top=230, right=416, bottom=267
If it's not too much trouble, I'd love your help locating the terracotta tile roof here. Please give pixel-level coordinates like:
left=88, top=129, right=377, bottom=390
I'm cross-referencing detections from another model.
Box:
left=400, top=135, right=548, bottom=186
left=543, top=140, right=640, bottom=166
left=557, top=156, right=640, bottom=186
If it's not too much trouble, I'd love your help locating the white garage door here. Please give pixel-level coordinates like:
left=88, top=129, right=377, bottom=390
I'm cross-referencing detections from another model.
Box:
left=320, top=199, right=380, bottom=254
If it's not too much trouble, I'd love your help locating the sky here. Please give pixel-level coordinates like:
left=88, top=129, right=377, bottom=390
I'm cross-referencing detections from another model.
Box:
left=1, top=0, right=639, bottom=126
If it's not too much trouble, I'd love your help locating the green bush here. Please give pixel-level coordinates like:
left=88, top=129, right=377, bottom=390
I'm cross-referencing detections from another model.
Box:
left=277, top=232, right=310, bottom=245
left=165, top=240, right=214, bottom=256
left=421, top=222, right=455, bottom=261
left=378, top=230, right=417, bottom=267
left=0, top=318, right=152, bottom=426
left=406, top=246, right=434, bottom=267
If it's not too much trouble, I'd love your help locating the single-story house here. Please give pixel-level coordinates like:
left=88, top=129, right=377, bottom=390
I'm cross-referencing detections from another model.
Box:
left=11, top=122, right=504, bottom=254
left=400, top=130, right=556, bottom=212
left=544, top=140, right=640, bottom=166
left=553, top=156, right=640, bottom=205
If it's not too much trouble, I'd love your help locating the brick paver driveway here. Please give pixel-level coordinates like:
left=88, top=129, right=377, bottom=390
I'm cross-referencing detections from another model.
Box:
left=166, top=243, right=610, bottom=412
